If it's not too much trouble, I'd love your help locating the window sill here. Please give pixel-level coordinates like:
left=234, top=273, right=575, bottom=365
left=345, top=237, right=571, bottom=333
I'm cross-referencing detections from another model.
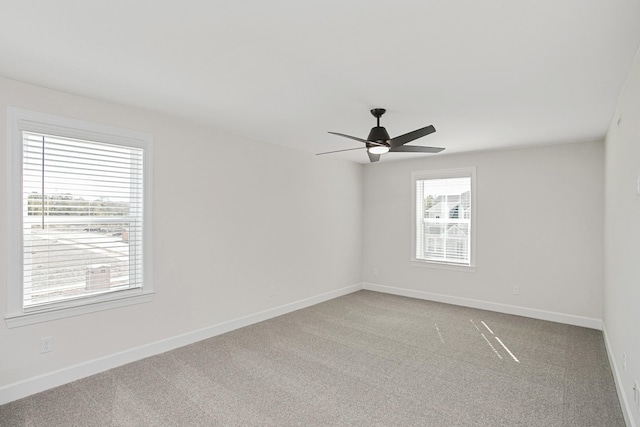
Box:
left=411, top=259, right=476, bottom=273
left=5, top=291, right=154, bottom=328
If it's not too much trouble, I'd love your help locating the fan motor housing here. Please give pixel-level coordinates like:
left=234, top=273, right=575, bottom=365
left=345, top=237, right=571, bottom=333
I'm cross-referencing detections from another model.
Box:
left=368, top=126, right=390, bottom=143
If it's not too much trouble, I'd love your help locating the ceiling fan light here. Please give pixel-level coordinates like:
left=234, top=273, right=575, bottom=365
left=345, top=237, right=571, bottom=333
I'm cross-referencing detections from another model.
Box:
left=369, top=145, right=390, bottom=155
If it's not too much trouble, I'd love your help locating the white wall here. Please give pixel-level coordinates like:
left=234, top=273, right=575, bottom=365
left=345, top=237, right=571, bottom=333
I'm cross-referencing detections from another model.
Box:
left=2, top=67, right=631, bottom=412
left=0, top=77, right=363, bottom=397
left=362, top=141, right=604, bottom=324
left=604, top=47, right=640, bottom=427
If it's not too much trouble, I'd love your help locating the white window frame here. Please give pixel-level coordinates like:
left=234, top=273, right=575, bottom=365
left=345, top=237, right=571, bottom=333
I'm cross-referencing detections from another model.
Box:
left=5, top=107, right=154, bottom=328
left=411, top=167, right=476, bottom=271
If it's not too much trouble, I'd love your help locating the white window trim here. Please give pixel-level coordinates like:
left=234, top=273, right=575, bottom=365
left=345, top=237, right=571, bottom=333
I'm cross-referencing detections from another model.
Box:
left=5, top=107, right=154, bottom=328
left=411, top=167, right=476, bottom=271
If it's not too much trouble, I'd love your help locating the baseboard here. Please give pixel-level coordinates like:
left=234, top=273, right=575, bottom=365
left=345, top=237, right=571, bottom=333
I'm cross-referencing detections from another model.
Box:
left=362, top=282, right=603, bottom=330
left=603, top=324, right=636, bottom=427
left=0, top=283, right=363, bottom=405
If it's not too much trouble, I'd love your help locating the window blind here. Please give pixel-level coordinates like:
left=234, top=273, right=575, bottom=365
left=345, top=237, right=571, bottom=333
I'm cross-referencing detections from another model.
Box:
left=22, top=131, right=144, bottom=309
left=416, top=176, right=471, bottom=265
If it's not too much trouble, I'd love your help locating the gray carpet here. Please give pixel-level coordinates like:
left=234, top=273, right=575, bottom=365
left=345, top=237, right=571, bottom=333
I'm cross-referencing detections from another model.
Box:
left=0, top=290, right=625, bottom=426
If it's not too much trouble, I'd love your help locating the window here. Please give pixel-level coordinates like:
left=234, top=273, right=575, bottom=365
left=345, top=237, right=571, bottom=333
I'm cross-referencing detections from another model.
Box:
left=412, top=168, right=476, bottom=268
left=6, top=108, right=153, bottom=327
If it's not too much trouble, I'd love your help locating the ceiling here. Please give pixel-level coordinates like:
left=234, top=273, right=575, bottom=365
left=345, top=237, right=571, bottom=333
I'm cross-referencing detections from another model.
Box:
left=1, top=1, right=639, bottom=164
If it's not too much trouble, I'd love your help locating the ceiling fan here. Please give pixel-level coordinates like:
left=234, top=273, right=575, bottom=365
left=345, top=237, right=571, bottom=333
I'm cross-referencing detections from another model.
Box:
left=317, top=108, right=444, bottom=162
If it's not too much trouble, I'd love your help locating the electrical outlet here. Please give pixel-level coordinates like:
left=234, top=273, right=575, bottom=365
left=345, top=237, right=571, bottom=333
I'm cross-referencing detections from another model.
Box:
left=634, top=381, right=640, bottom=410
left=373, top=267, right=379, bottom=276
left=40, top=336, right=53, bottom=353
left=512, top=286, right=520, bottom=295
left=623, top=352, right=627, bottom=372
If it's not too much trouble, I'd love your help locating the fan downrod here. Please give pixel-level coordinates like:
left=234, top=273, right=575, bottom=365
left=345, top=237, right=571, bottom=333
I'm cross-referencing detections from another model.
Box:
left=370, top=108, right=386, bottom=127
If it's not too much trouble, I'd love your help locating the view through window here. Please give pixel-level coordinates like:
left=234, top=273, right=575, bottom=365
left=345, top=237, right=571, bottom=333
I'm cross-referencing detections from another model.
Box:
left=22, top=131, right=144, bottom=309
left=415, top=174, right=472, bottom=265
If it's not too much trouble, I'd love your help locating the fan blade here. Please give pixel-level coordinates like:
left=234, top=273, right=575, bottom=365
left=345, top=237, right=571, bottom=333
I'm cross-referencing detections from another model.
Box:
left=389, top=125, right=436, bottom=148
left=328, top=132, right=385, bottom=146
left=389, top=145, right=445, bottom=153
left=316, top=146, right=366, bottom=156
left=367, top=151, right=380, bottom=163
